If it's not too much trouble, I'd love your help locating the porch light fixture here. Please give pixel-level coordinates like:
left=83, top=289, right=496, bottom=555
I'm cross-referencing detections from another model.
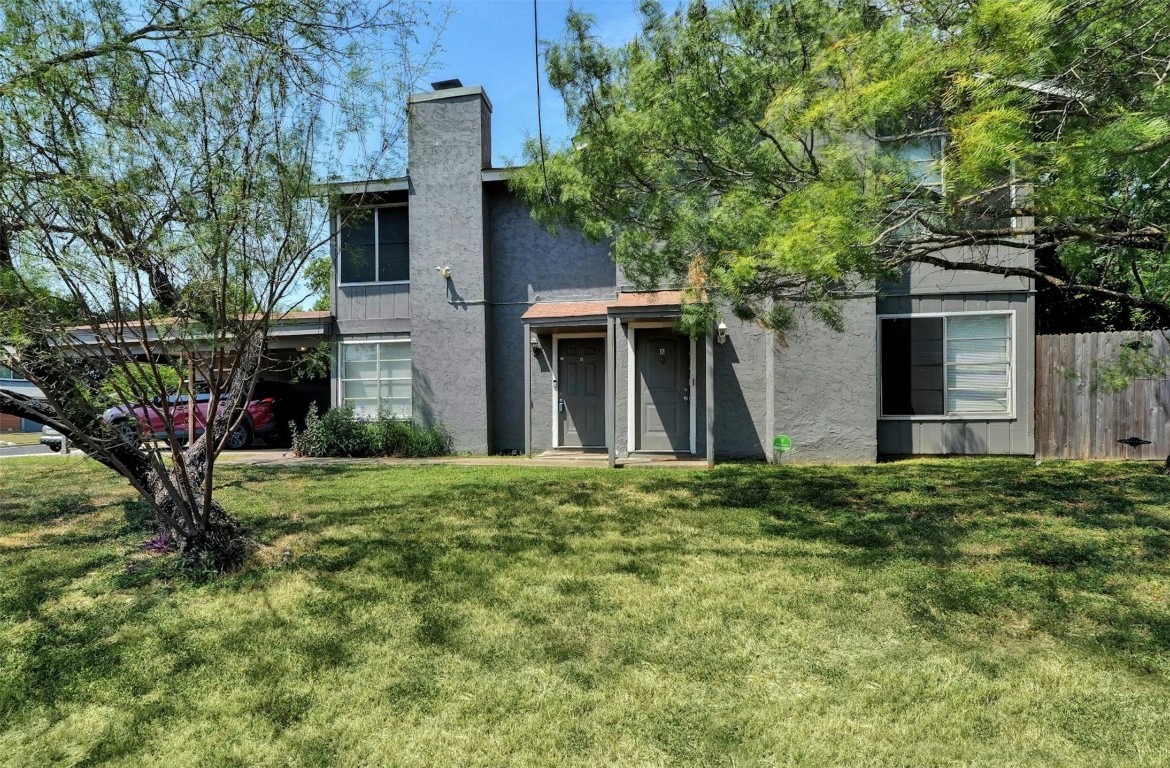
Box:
left=436, top=266, right=451, bottom=279
left=717, top=322, right=728, bottom=345
left=530, top=333, right=541, bottom=355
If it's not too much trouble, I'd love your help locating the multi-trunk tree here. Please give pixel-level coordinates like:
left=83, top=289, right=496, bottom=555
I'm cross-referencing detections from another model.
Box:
left=513, top=0, right=1170, bottom=334
left=0, top=0, right=445, bottom=569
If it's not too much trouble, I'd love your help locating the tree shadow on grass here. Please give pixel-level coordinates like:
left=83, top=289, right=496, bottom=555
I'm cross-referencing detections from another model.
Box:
left=6, top=458, right=1170, bottom=762
left=640, top=460, right=1170, bottom=667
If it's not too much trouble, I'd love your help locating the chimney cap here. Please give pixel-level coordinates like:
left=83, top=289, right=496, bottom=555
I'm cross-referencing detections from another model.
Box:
left=431, top=78, right=464, bottom=91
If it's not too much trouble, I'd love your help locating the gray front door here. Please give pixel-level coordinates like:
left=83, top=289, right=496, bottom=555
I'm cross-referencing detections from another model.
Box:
left=637, top=331, right=690, bottom=452
left=558, top=337, right=605, bottom=447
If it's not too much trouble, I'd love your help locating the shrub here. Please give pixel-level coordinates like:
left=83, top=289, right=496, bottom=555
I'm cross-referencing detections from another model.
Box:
left=291, top=404, right=451, bottom=458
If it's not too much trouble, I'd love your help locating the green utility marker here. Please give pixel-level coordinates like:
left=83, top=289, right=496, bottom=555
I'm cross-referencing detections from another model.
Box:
left=773, top=434, right=792, bottom=453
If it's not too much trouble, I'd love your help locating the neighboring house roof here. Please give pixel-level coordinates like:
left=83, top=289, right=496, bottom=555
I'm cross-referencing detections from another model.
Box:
left=65, top=310, right=332, bottom=350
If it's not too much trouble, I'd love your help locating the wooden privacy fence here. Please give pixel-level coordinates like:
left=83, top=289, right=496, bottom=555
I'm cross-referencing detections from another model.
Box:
left=1036, top=331, right=1170, bottom=460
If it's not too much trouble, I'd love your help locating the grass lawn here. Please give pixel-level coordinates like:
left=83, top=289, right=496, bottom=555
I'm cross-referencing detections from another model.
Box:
left=3, top=457, right=1170, bottom=766
left=0, top=431, right=42, bottom=446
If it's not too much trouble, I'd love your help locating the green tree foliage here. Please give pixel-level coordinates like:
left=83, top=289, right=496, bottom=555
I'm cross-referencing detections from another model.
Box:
left=304, top=255, right=332, bottom=311
left=513, top=0, right=1170, bottom=334
left=0, top=0, right=445, bottom=568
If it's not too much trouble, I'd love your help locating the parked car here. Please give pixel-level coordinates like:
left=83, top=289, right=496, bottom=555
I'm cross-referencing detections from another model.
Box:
left=103, top=393, right=287, bottom=450
left=40, top=424, right=63, bottom=452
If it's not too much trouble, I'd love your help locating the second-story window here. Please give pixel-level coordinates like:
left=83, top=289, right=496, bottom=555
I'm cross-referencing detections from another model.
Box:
left=338, top=206, right=409, bottom=285
left=0, top=364, right=24, bottom=381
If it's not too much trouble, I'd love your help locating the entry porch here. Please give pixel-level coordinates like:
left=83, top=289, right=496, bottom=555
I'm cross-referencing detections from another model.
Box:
left=521, top=290, right=716, bottom=468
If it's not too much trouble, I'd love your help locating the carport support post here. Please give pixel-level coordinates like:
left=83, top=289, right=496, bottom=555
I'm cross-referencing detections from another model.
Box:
left=523, top=322, right=532, bottom=458
left=705, top=325, right=714, bottom=469
left=606, top=316, right=616, bottom=468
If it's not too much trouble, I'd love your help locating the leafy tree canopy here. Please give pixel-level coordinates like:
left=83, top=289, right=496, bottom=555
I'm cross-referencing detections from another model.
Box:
left=513, top=0, right=1170, bottom=333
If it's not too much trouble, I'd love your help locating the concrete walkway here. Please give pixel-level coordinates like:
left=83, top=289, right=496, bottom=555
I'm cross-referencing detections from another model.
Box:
left=217, top=447, right=710, bottom=469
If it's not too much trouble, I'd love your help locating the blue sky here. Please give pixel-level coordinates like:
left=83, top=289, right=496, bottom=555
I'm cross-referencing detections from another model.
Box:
left=425, top=0, right=680, bottom=166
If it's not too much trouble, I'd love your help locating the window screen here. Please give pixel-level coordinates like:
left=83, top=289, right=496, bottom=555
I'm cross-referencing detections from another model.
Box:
left=881, top=314, right=1011, bottom=417
left=341, top=341, right=412, bottom=418
left=338, top=206, right=409, bottom=284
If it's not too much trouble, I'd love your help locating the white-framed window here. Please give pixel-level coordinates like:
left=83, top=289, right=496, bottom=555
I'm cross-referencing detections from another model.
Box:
left=894, top=134, right=945, bottom=193
left=879, top=311, right=1014, bottom=418
left=0, top=364, right=24, bottom=381
left=337, top=204, right=409, bottom=286
left=340, top=339, right=411, bottom=419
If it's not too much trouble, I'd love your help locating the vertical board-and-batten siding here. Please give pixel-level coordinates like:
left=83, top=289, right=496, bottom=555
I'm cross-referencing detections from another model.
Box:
left=1035, top=331, right=1170, bottom=460
left=335, top=284, right=410, bottom=323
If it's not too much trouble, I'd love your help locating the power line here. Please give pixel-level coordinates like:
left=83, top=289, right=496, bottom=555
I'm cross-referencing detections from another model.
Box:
left=533, top=0, right=551, bottom=201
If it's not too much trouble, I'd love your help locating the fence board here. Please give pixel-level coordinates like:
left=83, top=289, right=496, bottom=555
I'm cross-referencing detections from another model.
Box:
left=1036, top=331, right=1170, bottom=460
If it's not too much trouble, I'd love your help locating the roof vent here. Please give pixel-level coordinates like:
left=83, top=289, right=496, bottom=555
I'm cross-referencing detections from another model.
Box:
left=431, top=78, right=464, bottom=91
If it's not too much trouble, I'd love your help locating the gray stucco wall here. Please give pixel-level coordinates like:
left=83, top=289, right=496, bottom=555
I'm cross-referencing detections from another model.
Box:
left=407, top=88, right=494, bottom=452
left=875, top=292, right=1034, bottom=456
left=487, top=187, right=617, bottom=453
left=770, top=297, right=879, bottom=464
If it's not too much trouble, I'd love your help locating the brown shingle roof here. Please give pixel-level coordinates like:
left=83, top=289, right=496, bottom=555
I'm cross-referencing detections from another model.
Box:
left=521, top=290, right=685, bottom=322
left=611, top=290, right=684, bottom=309
left=521, top=300, right=611, bottom=321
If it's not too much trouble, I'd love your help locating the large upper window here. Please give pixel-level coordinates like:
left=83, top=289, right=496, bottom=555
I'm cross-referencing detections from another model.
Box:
left=0, top=365, right=24, bottom=381
left=880, top=313, right=1013, bottom=417
left=340, top=340, right=411, bottom=419
left=338, top=206, right=409, bottom=285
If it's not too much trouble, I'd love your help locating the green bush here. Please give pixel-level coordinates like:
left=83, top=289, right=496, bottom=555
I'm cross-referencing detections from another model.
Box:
left=291, top=404, right=451, bottom=458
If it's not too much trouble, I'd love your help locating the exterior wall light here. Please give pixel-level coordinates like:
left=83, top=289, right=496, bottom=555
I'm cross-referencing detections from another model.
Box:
left=436, top=266, right=451, bottom=279
left=530, top=333, right=541, bottom=355
left=717, top=322, right=728, bottom=345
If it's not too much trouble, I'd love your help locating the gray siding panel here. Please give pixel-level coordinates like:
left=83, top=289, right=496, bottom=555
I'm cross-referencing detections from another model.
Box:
left=335, top=284, right=410, bottom=323
left=884, top=243, right=1033, bottom=296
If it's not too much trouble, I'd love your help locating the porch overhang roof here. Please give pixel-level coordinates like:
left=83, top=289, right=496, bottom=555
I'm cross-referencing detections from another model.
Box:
left=521, top=290, right=685, bottom=325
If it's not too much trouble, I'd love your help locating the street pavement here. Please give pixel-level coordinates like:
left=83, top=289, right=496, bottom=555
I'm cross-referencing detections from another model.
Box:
left=0, top=444, right=61, bottom=459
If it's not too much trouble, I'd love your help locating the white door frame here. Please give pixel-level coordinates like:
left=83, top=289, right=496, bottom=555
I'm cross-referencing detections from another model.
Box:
left=626, top=322, right=697, bottom=455
left=551, top=332, right=607, bottom=449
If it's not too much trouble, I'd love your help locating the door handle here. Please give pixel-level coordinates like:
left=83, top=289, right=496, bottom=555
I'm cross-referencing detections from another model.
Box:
left=558, top=399, right=565, bottom=413
left=682, top=385, right=689, bottom=402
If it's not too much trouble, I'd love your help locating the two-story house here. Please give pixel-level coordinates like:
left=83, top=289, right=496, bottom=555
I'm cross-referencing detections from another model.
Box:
left=325, top=80, right=1035, bottom=464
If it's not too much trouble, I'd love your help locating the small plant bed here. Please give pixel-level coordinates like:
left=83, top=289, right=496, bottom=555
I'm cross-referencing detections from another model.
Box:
left=290, top=404, right=451, bottom=458
left=3, top=457, right=1170, bottom=765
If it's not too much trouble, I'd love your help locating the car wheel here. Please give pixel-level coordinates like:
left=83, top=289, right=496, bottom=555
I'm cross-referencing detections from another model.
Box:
left=48, top=444, right=61, bottom=452
left=225, top=422, right=253, bottom=450
left=113, top=420, right=139, bottom=447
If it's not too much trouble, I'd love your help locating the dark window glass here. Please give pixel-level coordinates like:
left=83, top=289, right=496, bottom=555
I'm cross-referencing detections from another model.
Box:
left=339, top=211, right=375, bottom=284
left=0, top=365, right=23, bottom=380
left=881, top=317, right=944, bottom=415
left=377, top=207, right=409, bottom=282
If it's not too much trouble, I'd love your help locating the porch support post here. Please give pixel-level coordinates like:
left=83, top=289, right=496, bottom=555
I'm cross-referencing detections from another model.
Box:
left=523, top=322, right=532, bottom=458
left=606, top=316, right=616, bottom=468
left=705, top=325, right=715, bottom=468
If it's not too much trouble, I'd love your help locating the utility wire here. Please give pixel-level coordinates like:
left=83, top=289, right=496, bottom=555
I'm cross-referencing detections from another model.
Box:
left=534, top=0, right=551, bottom=202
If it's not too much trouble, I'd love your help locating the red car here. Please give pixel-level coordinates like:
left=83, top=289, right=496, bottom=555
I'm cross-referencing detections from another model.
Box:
left=102, top=393, right=286, bottom=450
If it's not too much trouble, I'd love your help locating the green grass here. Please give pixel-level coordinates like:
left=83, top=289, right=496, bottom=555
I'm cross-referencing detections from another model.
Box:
left=2, top=456, right=1170, bottom=766
left=0, top=431, right=42, bottom=446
